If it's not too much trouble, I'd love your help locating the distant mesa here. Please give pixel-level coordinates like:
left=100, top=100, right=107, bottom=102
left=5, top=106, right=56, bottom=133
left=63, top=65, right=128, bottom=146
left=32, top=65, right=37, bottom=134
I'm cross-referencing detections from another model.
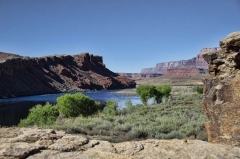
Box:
left=0, top=52, right=136, bottom=98
left=117, top=73, right=162, bottom=80
left=140, top=47, right=221, bottom=77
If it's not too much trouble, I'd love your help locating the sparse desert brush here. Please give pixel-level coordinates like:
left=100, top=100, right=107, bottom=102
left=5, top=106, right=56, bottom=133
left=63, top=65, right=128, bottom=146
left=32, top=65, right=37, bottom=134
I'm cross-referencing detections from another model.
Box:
left=47, top=94, right=207, bottom=142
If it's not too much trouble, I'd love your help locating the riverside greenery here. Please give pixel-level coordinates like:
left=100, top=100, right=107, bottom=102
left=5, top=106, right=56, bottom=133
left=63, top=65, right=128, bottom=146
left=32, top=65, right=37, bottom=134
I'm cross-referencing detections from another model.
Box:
left=19, top=93, right=100, bottom=127
left=48, top=94, right=207, bottom=141
left=136, top=84, right=172, bottom=105
left=19, top=90, right=208, bottom=141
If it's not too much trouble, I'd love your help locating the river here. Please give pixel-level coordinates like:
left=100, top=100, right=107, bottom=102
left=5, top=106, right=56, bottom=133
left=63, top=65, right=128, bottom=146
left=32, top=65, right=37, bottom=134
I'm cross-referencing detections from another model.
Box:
left=0, top=90, right=142, bottom=126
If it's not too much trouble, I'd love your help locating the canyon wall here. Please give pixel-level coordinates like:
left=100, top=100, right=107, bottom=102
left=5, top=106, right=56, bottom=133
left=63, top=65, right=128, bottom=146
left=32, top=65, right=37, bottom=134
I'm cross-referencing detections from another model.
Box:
left=163, top=68, right=208, bottom=77
left=117, top=73, right=162, bottom=79
left=0, top=53, right=136, bottom=98
left=140, top=48, right=220, bottom=75
left=202, top=32, right=240, bottom=146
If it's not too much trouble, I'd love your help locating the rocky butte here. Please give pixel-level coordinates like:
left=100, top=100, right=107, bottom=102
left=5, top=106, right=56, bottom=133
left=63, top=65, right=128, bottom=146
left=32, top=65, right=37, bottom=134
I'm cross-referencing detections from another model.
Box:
left=202, top=32, right=240, bottom=146
left=0, top=52, right=136, bottom=98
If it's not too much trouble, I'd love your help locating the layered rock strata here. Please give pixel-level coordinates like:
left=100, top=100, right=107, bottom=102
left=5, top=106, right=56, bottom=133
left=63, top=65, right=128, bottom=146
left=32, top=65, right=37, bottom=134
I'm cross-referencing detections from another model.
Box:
left=202, top=32, right=240, bottom=146
left=117, top=73, right=162, bottom=79
left=0, top=52, right=136, bottom=98
left=141, top=48, right=220, bottom=74
left=1, top=127, right=240, bottom=159
left=163, top=68, right=208, bottom=77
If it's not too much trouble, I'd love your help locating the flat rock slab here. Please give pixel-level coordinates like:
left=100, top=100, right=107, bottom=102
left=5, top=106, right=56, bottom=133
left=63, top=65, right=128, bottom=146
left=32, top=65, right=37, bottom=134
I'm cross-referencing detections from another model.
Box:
left=1, top=128, right=240, bottom=159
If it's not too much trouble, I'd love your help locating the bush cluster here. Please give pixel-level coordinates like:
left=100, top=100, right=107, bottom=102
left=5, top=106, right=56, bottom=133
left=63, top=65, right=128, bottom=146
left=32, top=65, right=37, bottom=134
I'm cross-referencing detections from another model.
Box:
left=136, top=84, right=172, bottom=105
left=196, top=86, right=203, bottom=94
left=19, top=93, right=100, bottom=127
left=19, top=103, right=59, bottom=127
left=48, top=94, right=208, bottom=142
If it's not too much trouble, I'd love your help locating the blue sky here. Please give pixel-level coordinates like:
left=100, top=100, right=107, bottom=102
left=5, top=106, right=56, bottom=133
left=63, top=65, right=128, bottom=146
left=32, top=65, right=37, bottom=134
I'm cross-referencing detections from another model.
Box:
left=0, top=0, right=239, bottom=73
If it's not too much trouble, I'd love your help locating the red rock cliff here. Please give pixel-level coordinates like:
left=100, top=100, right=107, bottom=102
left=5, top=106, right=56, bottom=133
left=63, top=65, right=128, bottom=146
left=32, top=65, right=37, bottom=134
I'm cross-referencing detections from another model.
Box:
left=202, top=32, right=240, bottom=146
left=0, top=53, right=136, bottom=98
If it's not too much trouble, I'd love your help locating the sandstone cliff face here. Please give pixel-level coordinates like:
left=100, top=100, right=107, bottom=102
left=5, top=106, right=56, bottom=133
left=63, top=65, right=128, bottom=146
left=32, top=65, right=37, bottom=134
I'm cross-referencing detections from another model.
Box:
left=117, top=73, right=162, bottom=80
left=163, top=68, right=208, bottom=77
left=202, top=32, right=240, bottom=146
left=196, top=48, right=221, bottom=69
left=141, top=60, right=188, bottom=74
left=141, top=48, right=220, bottom=75
left=0, top=53, right=136, bottom=98
left=1, top=127, right=240, bottom=159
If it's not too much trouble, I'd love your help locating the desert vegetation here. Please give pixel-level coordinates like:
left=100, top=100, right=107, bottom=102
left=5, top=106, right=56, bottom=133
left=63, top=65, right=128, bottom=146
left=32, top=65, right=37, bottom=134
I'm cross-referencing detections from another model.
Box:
left=19, top=86, right=208, bottom=142
left=136, top=84, right=171, bottom=105
left=19, top=93, right=100, bottom=127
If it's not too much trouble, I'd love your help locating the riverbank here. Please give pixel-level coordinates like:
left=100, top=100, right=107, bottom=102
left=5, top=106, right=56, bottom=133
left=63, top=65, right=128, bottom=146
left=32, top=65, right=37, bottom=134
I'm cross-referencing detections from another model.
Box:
left=114, top=88, right=137, bottom=95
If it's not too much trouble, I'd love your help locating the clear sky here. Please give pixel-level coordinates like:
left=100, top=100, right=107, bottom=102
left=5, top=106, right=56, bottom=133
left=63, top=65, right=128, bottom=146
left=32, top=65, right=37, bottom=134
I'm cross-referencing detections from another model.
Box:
left=0, top=0, right=239, bottom=73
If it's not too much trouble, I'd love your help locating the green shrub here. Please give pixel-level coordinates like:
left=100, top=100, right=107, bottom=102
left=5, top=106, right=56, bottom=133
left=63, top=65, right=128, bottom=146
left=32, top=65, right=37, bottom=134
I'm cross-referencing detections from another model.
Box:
left=136, top=84, right=172, bottom=104
left=56, top=93, right=99, bottom=117
left=18, top=103, right=59, bottom=127
left=136, top=84, right=156, bottom=105
left=125, top=98, right=133, bottom=108
left=102, top=100, right=118, bottom=116
left=196, top=86, right=203, bottom=94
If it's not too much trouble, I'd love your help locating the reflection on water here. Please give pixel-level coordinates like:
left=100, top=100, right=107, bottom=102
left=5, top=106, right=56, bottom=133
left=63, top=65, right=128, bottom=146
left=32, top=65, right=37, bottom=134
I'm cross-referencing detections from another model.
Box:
left=0, top=90, right=141, bottom=126
left=0, top=101, right=47, bottom=126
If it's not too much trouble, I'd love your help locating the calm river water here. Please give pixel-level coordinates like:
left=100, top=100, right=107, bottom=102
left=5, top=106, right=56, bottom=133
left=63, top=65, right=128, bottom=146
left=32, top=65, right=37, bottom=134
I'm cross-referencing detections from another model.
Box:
left=0, top=90, right=141, bottom=126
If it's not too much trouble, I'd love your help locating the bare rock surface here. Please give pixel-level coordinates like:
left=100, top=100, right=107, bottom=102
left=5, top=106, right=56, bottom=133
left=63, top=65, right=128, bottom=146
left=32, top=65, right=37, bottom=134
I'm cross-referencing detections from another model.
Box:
left=1, top=128, right=240, bottom=159
left=0, top=52, right=135, bottom=98
left=202, top=32, right=240, bottom=146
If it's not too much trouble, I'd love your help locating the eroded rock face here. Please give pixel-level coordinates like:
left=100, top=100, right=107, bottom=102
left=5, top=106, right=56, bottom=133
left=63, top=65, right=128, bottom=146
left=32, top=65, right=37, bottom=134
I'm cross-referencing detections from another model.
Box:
left=117, top=73, right=162, bottom=80
left=202, top=32, right=240, bottom=146
left=163, top=68, right=207, bottom=77
left=141, top=48, right=220, bottom=75
left=0, top=52, right=136, bottom=98
left=1, top=128, right=240, bottom=159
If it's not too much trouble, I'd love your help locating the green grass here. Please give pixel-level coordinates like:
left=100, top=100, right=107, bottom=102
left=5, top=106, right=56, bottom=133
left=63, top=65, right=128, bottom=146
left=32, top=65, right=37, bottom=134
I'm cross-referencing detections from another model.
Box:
left=43, top=94, right=208, bottom=142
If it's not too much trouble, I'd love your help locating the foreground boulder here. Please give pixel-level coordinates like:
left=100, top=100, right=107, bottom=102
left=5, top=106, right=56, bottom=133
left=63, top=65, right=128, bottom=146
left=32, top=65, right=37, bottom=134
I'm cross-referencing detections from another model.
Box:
left=202, top=32, right=240, bottom=146
left=0, top=52, right=136, bottom=98
left=1, top=128, right=240, bottom=159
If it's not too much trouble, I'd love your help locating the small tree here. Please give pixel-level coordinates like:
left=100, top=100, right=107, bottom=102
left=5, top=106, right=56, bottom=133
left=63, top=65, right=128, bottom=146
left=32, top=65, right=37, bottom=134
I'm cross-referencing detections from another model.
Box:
left=18, top=103, right=59, bottom=127
left=56, top=93, right=99, bottom=117
left=161, top=84, right=172, bottom=99
left=154, top=85, right=164, bottom=103
left=103, top=100, right=118, bottom=116
left=125, top=98, right=133, bottom=108
left=136, top=84, right=156, bottom=105
left=196, top=86, right=203, bottom=94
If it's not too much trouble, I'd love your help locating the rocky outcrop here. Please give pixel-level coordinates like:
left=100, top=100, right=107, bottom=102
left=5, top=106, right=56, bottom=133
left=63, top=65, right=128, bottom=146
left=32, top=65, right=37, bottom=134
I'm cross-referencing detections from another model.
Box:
left=0, top=52, right=136, bottom=98
left=202, top=32, right=240, bottom=146
left=141, top=48, right=220, bottom=74
left=196, top=48, right=221, bottom=69
left=0, top=52, right=21, bottom=62
left=163, top=68, right=208, bottom=77
left=1, top=127, right=240, bottom=159
left=117, top=73, right=162, bottom=80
